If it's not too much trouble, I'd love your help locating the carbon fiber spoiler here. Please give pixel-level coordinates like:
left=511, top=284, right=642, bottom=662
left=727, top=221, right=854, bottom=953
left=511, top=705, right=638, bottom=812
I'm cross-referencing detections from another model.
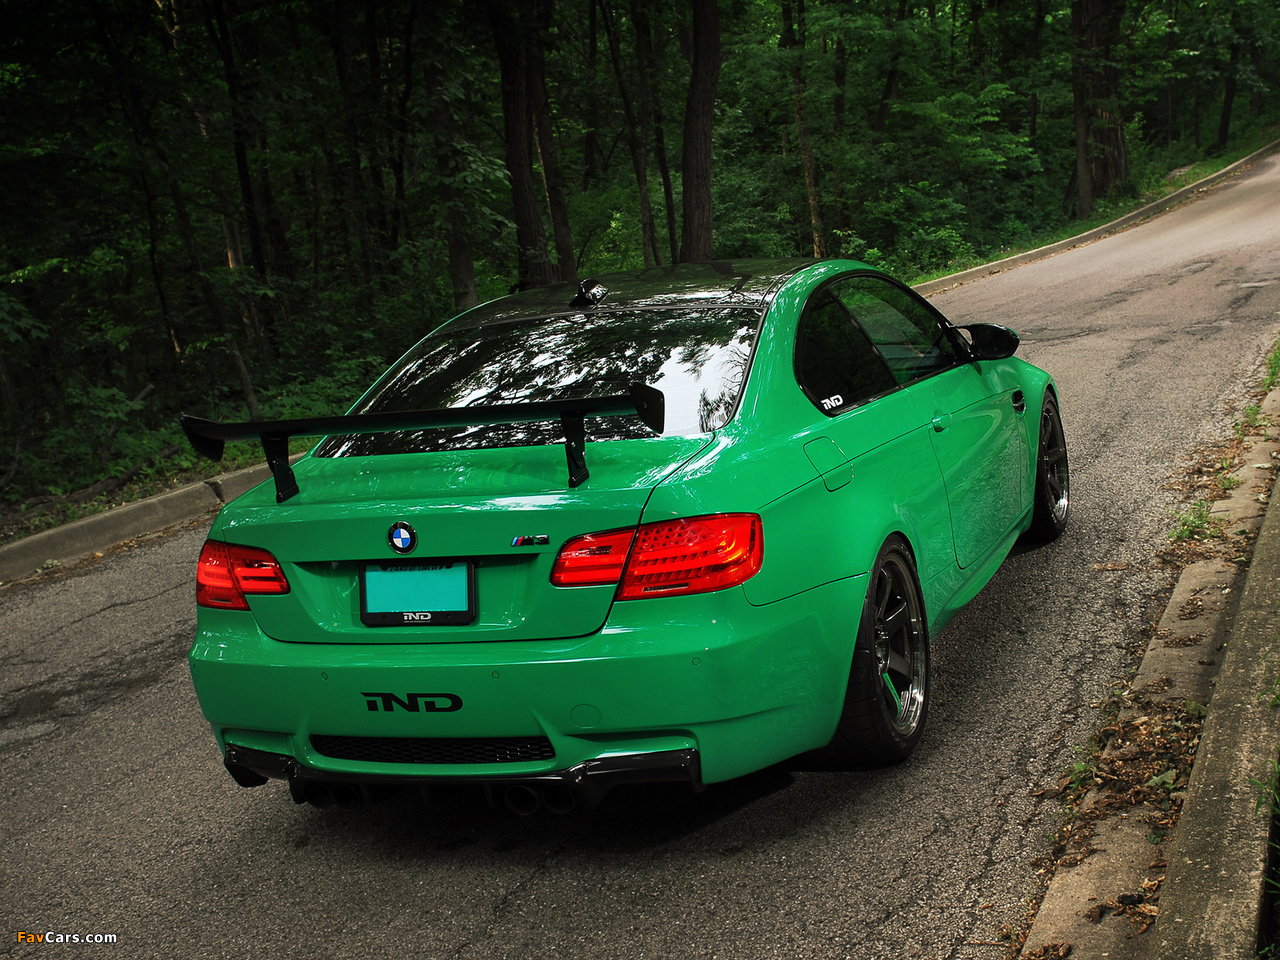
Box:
left=181, top=383, right=665, bottom=503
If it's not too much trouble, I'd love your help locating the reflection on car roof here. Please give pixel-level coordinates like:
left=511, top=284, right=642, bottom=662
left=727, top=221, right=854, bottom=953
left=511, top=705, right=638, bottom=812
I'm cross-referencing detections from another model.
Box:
left=453, top=258, right=816, bottom=328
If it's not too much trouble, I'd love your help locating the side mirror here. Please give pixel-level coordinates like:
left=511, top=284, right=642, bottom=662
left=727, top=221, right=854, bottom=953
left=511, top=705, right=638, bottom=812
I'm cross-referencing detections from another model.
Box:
left=959, top=323, right=1020, bottom=361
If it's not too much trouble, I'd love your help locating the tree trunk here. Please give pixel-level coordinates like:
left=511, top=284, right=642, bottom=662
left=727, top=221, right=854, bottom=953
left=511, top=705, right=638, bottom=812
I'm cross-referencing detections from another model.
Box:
left=600, top=0, right=659, bottom=267
left=1070, top=0, right=1129, bottom=219
left=95, top=1, right=261, bottom=418
left=203, top=0, right=269, bottom=279
left=0, top=355, right=17, bottom=489
left=447, top=210, right=479, bottom=311
left=873, top=0, right=911, bottom=134
left=781, top=0, right=826, bottom=259
left=830, top=35, right=849, bottom=240
left=420, top=1, right=478, bottom=309
left=1251, top=47, right=1265, bottom=117
left=530, top=0, right=576, bottom=280
left=489, top=0, right=555, bottom=288
left=1216, top=25, right=1241, bottom=152
left=653, top=110, right=679, bottom=265
left=360, top=1, right=391, bottom=251
left=1072, top=69, right=1094, bottom=218
left=679, top=0, right=721, bottom=263
left=630, top=0, right=667, bottom=265
left=833, top=36, right=847, bottom=139
left=322, top=3, right=378, bottom=285
left=1029, top=0, right=1045, bottom=142
left=389, top=0, right=419, bottom=249
left=633, top=1, right=679, bottom=264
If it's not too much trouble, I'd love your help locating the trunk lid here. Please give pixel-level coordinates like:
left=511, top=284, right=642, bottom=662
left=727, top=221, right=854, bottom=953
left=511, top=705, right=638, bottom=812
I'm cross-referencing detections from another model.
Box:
left=218, top=436, right=707, bottom=644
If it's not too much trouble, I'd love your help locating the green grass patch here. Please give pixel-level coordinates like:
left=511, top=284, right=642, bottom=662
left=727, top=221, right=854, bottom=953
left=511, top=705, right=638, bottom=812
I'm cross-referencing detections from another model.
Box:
left=1263, top=339, right=1280, bottom=393
left=1168, top=500, right=1223, bottom=542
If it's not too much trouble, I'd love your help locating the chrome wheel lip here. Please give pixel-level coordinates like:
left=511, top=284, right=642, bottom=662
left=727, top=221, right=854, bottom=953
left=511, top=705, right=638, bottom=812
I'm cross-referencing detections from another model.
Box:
left=871, top=553, right=928, bottom=737
left=1040, top=403, right=1070, bottom=522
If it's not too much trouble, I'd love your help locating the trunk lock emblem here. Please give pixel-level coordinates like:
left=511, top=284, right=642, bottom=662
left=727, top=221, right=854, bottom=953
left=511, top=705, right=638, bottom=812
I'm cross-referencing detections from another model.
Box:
left=388, top=522, right=417, bottom=554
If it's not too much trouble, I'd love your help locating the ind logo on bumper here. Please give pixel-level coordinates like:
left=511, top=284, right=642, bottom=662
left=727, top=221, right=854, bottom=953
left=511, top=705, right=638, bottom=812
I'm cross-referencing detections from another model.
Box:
left=362, top=692, right=463, bottom=713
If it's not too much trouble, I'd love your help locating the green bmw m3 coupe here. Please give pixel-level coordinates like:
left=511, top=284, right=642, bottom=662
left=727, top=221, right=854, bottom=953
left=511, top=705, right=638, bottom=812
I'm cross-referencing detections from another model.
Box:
left=182, top=258, right=1069, bottom=813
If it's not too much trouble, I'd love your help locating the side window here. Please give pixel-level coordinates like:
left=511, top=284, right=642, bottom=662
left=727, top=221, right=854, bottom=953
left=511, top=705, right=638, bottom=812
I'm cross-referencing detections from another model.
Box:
left=794, top=290, right=897, bottom=416
left=829, top=275, right=961, bottom=384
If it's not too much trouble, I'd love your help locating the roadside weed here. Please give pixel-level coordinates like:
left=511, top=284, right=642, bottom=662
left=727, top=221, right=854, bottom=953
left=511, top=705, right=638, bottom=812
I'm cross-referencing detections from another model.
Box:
left=1168, top=500, right=1223, bottom=541
left=1236, top=403, right=1267, bottom=440
left=1262, top=337, right=1280, bottom=392
left=1218, top=472, right=1244, bottom=491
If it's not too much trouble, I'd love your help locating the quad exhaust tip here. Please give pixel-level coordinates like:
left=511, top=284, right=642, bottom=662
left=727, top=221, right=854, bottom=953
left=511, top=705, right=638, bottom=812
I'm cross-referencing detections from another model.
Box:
left=503, top=785, right=541, bottom=816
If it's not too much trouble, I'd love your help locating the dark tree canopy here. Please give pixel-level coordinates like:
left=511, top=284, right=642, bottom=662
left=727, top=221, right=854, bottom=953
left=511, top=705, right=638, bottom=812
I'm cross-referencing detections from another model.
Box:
left=0, top=0, right=1277, bottom=508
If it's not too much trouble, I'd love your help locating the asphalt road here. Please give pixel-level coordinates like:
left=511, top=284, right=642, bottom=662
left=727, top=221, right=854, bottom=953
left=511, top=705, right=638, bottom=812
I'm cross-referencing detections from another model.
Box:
left=4, top=154, right=1280, bottom=960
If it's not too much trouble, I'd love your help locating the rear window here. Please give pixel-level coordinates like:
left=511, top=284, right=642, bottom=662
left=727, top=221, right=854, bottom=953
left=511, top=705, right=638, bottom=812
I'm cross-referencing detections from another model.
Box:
left=316, top=307, right=760, bottom=456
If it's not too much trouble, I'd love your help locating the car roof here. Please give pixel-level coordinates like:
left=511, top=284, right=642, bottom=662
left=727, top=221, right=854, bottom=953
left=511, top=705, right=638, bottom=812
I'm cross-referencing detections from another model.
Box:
left=451, top=258, right=819, bottom=329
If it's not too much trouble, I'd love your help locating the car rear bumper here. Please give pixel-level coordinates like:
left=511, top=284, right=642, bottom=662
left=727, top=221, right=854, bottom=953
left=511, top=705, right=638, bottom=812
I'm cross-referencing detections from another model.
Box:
left=190, top=575, right=867, bottom=795
left=224, top=742, right=701, bottom=812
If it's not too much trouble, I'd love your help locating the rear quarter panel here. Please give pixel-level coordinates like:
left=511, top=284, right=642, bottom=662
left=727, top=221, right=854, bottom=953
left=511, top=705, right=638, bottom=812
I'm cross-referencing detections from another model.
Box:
left=648, top=264, right=957, bottom=632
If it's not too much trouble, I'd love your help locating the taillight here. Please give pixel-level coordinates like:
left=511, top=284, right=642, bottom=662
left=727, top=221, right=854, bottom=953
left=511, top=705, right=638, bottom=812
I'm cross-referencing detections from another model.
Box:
left=551, top=514, right=763, bottom=600
left=550, top=529, right=635, bottom=586
left=196, top=540, right=290, bottom=610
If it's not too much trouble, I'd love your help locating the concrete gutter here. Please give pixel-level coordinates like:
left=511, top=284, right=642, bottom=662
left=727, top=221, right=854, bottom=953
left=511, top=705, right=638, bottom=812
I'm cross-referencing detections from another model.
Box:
left=0, top=461, right=276, bottom=582
left=1151, top=471, right=1280, bottom=956
left=1020, top=395, right=1280, bottom=957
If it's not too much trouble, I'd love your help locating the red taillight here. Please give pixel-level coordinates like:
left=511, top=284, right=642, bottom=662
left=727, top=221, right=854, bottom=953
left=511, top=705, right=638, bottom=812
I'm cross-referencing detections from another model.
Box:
left=551, top=514, right=763, bottom=600
left=550, top=528, right=636, bottom=586
left=620, top=514, right=763, bottom=599
left=196, top=540, right=290, bottom=610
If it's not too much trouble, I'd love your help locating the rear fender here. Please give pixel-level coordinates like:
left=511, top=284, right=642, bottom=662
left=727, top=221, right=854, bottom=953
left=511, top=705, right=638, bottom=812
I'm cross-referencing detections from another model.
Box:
left=644, top=423, right=951, bottom=633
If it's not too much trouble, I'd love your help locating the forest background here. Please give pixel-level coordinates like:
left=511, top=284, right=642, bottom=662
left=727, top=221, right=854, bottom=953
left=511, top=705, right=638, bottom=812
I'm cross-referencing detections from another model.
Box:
left=1, top=0, right=1278, bottom=538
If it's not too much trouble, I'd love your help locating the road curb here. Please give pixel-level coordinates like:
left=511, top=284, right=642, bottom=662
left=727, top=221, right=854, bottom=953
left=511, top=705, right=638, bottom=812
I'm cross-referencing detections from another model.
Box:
left=1152, top=468, right=1280, bottom=957
left=1019, top=394, right=1280, bottom=957
left=0, top=462, right=277, bottom=582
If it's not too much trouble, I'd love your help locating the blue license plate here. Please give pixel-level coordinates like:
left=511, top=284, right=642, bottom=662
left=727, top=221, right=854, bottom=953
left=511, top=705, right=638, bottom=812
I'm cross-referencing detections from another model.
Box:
left=360, top=561, right=476, bottom=626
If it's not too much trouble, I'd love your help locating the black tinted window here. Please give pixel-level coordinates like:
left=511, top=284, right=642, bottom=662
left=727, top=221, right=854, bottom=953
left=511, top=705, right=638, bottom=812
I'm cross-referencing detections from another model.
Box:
left=317, top=308, right=759, bottom=456
left=794, top=291, right=896, bottom=416
left=829, top=275, right=960, bottom=384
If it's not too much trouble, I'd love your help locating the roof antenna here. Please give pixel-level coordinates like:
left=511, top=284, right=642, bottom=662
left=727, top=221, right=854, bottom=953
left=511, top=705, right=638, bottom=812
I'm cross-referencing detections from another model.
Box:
left=570, top=278, right=608, bottom=308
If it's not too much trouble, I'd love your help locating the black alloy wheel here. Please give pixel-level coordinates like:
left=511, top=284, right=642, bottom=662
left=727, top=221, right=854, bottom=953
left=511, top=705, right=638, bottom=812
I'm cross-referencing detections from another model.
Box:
left=825, top=535, right=929, bottom=767
left=1030, top=392, right=1070, bottom=540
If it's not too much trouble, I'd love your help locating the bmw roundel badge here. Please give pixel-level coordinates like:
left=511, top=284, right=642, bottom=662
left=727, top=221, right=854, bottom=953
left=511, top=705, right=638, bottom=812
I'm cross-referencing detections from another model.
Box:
left=388, top=522, right=417, bottom=554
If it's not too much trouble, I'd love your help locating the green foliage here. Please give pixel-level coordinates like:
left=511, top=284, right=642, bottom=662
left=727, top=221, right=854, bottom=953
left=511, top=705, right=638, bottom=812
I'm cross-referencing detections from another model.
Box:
left=259, top=352, right=387, bottom=421
left=1237, top=403, right=1267, bottom=440
left=1263, top=338, right=1280, bottom=392
left=0, top=0, right=1277, bottom=511
left=0, top=288, right=48, bottom=344
left=1168, top=500, right=1224, bottom=542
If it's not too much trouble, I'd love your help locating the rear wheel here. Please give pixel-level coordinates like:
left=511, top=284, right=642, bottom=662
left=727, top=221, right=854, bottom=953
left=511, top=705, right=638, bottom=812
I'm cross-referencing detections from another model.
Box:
left=825, top=535, right=929, bottom=767
left=1029, top=392, right=1070, bottom=541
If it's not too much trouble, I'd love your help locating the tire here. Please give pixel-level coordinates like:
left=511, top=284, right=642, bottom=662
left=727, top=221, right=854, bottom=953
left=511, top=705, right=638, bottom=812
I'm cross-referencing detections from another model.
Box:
left=1029, top=392, right=1070, bottom=541
left=824, top=535, right=929, bottom=767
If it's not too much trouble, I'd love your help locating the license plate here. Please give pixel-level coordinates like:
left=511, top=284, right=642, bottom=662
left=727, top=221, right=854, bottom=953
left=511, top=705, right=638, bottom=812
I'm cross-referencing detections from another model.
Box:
left=360, top=561, right=476, bottom=626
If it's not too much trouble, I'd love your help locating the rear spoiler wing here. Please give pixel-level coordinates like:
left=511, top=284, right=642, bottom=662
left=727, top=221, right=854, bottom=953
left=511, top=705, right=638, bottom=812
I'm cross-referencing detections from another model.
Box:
left=181, top=383, right=664, bottom=503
